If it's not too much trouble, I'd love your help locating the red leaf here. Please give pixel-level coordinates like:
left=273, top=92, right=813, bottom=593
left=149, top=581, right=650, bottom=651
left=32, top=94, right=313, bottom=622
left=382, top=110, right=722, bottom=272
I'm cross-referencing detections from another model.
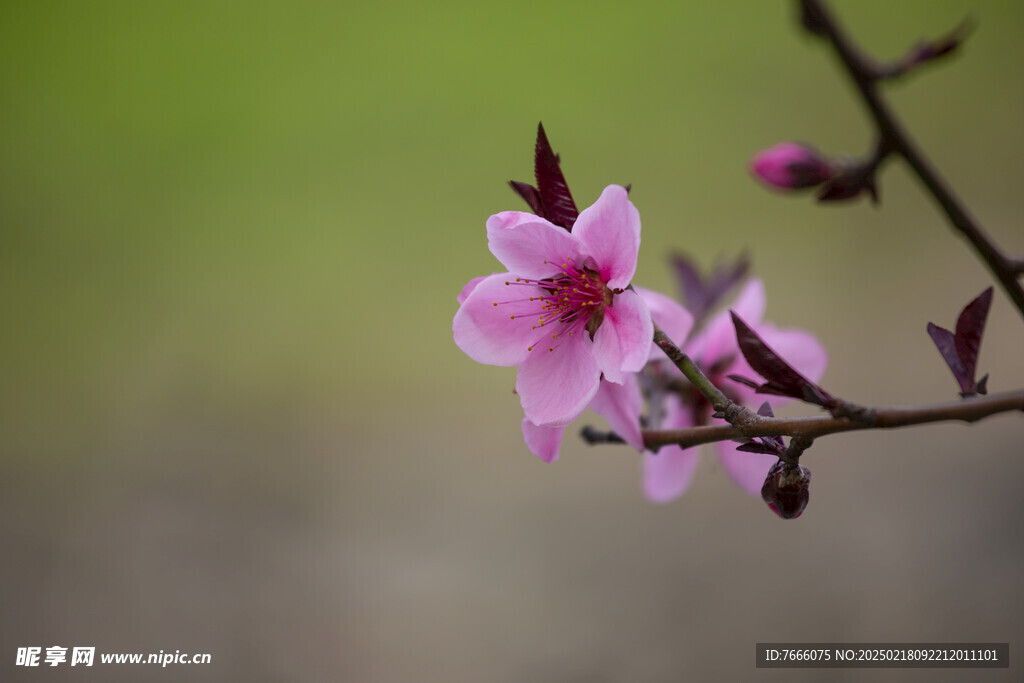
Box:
left=953, top=287, right=992, bottom=389
left=533, top=123, right=578, bottom=231
left=731, top=312, right=833, bottom=406
left=927, top=322, right=970, bottom=394
left=670, top=251, right=750, bottom=325
left=736, top=442, right=781, bottom=456
left=508, top=180, right=544, bottom=216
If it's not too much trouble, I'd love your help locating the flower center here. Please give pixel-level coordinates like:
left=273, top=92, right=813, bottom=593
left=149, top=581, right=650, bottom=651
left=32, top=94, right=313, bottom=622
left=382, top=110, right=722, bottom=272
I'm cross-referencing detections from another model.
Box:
left=495, top=256, right=618, bottom=353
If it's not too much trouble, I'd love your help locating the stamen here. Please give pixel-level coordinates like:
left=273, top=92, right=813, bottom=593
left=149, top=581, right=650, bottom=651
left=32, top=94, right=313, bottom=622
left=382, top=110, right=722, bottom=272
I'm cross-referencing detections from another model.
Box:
left=489, top=255, right=615, bottom=355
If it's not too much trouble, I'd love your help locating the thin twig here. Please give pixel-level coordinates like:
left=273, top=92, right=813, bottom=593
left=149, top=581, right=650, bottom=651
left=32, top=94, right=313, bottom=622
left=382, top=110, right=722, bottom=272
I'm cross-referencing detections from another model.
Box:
left=652, top=325, right=730, bottom=411
left=652, top=325, right=761, bottom=429
left=800, top=0, right=1024, bottom=320
left=625, top=389, right=1024, bottom=451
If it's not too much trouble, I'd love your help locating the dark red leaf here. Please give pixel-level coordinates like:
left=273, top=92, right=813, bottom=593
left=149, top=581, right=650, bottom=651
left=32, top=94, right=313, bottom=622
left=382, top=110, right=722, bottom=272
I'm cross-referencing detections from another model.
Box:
left=754, top=402, right=785, bottom=450
left=737, top=442, right=781, bottom=456
left=533, top=122, right=578, bottom=231
left=953, top=286, right=992, bottom=388
left=670, top=253, right=704, bottom=312
left=926, top=322, right=972, bottom=394
left=726, top=374, right=761, bottom=390
left=731, top=312, right=833, bottom=406
left=670, top=252, right=750, bottom=324
left=508, top=180, right=544, bottom=216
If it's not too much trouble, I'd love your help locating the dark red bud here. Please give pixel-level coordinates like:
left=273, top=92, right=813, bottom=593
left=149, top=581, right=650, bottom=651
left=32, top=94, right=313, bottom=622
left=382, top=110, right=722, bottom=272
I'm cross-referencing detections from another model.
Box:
left=761, top=460, right=812, bottom=519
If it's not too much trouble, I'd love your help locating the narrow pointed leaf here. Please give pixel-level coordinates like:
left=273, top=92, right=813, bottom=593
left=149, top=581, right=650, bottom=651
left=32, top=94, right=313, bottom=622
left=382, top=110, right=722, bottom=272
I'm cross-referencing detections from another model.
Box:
left=670, top=251, right=750, bottom=323
left=754, top=402, right=785, bottom=450
left=727, top=373, right=762, bottom=390
left=927, top=322, right=971, bottom=394
left=705, top=253, right=751, bottom=314
left=731, top=312, right=833, bottom=406
left=508, top=180, right=544, bottom=216
left=533, top=122, right=578, bottom=230
left=670, top=253, right=705, bottom=312
left=953, top=286, right=992, bottom=387
left=737, top=442, right=782, bottom=456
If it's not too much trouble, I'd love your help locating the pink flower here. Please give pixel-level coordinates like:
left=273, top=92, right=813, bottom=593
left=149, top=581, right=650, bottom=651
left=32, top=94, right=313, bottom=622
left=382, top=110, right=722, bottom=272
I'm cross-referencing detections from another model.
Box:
left=453, top=185, right=655, bottom=455
left=749, top=142, right=835, bottom=190
left=639, top=279, right=828, bottom=502
left=520, top=377, right=645, bottom=463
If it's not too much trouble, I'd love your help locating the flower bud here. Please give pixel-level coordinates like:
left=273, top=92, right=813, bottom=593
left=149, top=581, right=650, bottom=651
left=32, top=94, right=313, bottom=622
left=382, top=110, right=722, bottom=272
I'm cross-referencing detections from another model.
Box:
left=760, top=460, right=811, bottom=519
left=749, top=143, right=834, bottom=190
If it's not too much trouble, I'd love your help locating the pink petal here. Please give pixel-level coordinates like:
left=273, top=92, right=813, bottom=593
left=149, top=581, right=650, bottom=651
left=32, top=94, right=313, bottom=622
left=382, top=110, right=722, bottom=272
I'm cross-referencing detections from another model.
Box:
left=456, top=275, right=488, bottom=304
left=642, top=396, right=699, bottom=503
left=516, top=332, right=600, bottom=426
left=686, top=278, right=765, bottom=365
left=570, top=185, right=640, bottom=290
left=521, top=418, right=564, bottom=463
left=716, top=440, right=776, bottom=496
left=750, top=142, right=834, bottom=189
left=589, top=376, right=644, bottom=450
left=453, top=272, right=547, bottom=367
left=486, top=211, right=585, bottom=281
left=592, top=289, right=652, bottom=383
left=636, top=286, right=694, bottom=361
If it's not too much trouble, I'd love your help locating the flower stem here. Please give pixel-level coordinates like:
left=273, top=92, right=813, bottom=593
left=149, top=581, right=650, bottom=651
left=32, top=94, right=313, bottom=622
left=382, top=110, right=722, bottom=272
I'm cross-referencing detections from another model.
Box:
left=652, top=325, right=731, bottom=411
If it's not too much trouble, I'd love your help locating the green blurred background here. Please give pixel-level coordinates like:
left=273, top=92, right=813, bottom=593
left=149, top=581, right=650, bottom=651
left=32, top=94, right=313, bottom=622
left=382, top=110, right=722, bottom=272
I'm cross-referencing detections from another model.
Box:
left=2, top=1, right=1022, bottom=680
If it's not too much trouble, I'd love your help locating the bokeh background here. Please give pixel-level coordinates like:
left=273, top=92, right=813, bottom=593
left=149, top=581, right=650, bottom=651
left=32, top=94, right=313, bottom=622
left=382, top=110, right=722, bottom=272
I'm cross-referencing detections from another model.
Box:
left=2, top=0, right=1023, bottom=680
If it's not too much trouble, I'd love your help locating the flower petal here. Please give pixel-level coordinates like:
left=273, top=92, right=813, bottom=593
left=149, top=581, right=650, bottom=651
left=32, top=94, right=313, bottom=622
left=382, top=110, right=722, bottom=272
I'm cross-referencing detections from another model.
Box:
left=571, top=185, right=640, bottom=290
left=453, top=272, right=547, bottom=367
left=456, top=275, right=488, bottom=304
left=686, top=278, right=765, bottom=365
left=486, top=211, right=585, bottom=280
left=516, top=332, right=600, bottom=426
left=589, top=376, right=644, bottom=450
left=521, top=418, right=564, bottom=463
left=643, top=396, right=699, bottom=503
left=592, top=289, right=653, bottom=383
left=716, top=440, right=776, bottom=496
left=636, top=286, right=694, bottom=361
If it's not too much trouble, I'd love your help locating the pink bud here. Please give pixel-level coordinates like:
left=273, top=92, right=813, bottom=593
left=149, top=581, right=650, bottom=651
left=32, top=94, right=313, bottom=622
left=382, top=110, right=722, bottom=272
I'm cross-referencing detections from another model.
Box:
left=761, top=461, right=811, bottom=519
left=749, top=143, right=834, bottom=190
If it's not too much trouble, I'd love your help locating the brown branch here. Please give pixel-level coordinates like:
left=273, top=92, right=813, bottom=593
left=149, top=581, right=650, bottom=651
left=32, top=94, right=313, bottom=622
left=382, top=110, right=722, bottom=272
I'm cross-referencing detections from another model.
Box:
left=800, top=0, right=1024, bottom=321
left=632, top=389, right=1024, bottom=451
